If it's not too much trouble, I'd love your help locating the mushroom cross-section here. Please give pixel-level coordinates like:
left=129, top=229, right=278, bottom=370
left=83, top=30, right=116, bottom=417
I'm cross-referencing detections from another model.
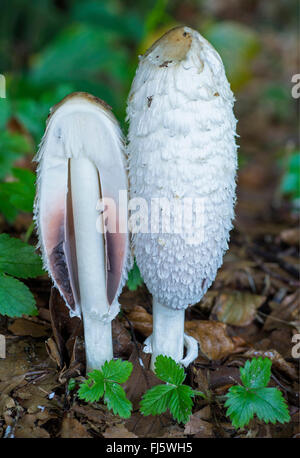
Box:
left=35, top=92, right=130, bottom=372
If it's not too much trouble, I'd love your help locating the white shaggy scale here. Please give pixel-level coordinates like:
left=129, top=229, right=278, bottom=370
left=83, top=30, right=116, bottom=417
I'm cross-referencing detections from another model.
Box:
left=127, top=27, right=238, bottom=366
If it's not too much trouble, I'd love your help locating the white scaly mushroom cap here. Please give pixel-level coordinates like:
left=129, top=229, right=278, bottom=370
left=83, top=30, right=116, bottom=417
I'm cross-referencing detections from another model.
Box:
left=127, top=26, right=238, bottom=310
left=34, top=92, right=131, bottom=320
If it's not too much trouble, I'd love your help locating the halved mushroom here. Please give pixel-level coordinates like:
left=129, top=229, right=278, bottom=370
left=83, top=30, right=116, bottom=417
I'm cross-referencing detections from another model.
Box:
left=35, top=92, right=130, bottom=371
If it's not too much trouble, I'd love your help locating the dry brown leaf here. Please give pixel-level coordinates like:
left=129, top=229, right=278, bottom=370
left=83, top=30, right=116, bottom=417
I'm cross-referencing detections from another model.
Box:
left=103, top=423, right=138, bottom=438
left=264, top=291, right=300, bottom=331
left=211, top=291, right=266, bottom=327
left=72, top=404, right=108, bottom=424
left=45, top=337, right=63, bottom=368
left=279, top=228, right=300, bottom=246
left=161, top=425, right=185, bottom=438
left=184, top=411, right=213, bottom=437
left=0, top=394, right=15, bottom=417
left=185, top=320, right=246, bottom=360
left=124, top=305, right=153, bottom=337
left=196, top=291, right=218, bottom=311
left=8, top=318, right=50, bottom=337
left=125, top=411, right=172, bottom=438
left=60, top=414, right=91, bottom=438
left=14, top=414, right=51, bottom=438
left=112, top=317, right=133, bottom=357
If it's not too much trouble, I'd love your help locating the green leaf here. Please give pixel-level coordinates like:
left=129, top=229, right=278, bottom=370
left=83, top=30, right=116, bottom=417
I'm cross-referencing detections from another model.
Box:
left=0, top=168, right=36, bottom=218
left=140, top=356, right=194, bottom=424
left=77, top=359, right=133, bottom=419
left=140, top=384, right=175, bottom=416
left=67, top=378, right=76, bottom=392
left=71, top=1, right=144, bottom=41
left=104, top=382, right=132, bottom=418
left=102, top=359, right=133, bottom=383
left=168, top=384, right=194, bottom=424
left=0, top=131, right=31, bottom=180
left=0, top=273, right=38, bottom=317
left=240, top=357, right=271, bottom=388
left=225, top=385, right=256, bottom=428
left=280, top=152, right=300, bottom=200
left=225, top=358, right=290, bottom=429
left=154, top=355, right=186, bottom=385
left=0, top=233, right=44, bottom=278
left=78, top=370, right=105, bottom=403
left=0, top=98, right=12, bottom=130
left=251, top=387, right=291, bottom=425
left=127, top=260, right=143, bottom=291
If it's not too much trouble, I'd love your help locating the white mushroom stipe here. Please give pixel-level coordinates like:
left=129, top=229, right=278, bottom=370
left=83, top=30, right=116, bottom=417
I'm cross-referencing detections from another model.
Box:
left=70, top=157, right=113, bottom=371
left=143, top=301, right=198, bottom=369
left=127, top=26, right=238, bottom=369
left=35, top=92, right=130, bottom=372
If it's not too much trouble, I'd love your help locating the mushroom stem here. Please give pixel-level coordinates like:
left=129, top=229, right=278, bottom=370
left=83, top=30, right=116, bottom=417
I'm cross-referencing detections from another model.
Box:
left=70, top=157, right=113, bottom=372
left=150, top=299, right=185, bottom=371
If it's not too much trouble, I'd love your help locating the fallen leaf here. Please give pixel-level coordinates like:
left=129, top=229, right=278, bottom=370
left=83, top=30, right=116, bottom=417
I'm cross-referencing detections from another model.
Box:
left=161, top=425, right=185, bottom=438
left=184, top=411, right=213, bottom=437
left=8, top=318, right=50, bottom=337
left=112, top=317, right=133, bottom=357
left=264, top=291, right=300, bottom=331
left=14, top=414, right=50, bottom=438
left=45, top=337, right=63, bottom=367
left=49, top=287, right=83, bottom=368
left=124, top=305, right=152, bottom=337
left=60, top=414, right=91, bottom=438
left=103, top=423, right=138, bottom=438
left=211, top=291, right=265, bottom=327
left=185, top=320, right=246, bottom=360
left=279, top=228, right=300, bottom=246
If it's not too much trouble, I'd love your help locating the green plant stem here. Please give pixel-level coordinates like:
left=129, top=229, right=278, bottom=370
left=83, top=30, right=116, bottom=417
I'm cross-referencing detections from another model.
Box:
left=24, top=221, right=34, bottom=243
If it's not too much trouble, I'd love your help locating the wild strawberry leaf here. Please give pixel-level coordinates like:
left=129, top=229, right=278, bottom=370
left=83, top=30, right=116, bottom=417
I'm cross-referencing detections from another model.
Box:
left=0, top=233, right=44, bottom=278
left=225, top=358, right=290, bottom=429
left=0, top=273, right=38, bottom=317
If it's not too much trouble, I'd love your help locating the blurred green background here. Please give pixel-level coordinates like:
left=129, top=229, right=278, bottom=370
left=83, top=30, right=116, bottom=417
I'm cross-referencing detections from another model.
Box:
left=0, top=0, right=299, bottom=227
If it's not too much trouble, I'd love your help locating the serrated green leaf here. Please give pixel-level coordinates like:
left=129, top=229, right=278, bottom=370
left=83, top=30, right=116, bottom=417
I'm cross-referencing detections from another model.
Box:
left=77, top=359, right=132, bottom=418
left=251, top=387, right=290, bottom=425
left=104, top=382, right=132, bottom=418
left=225, top=385, right=256, bottom=428
left=140, top=384, right=175, bottom=416
left=225, top=358, right=291, bottom=429
left=240, top=357, right=271, bottom=388
left=102, top=359, right=133, bottom=383
left=78, top=370, right=104, bottom=403
left=0, top=233, right=44, bottom=278
left=127, top=260, right=143, bottom=291
left=154, top=355, right=185, bottom=385
left=0, top=273, right=38, bottom=317
left=0, top=168, right=36, bottom=219
left=168, top=384, right=194, bottom=424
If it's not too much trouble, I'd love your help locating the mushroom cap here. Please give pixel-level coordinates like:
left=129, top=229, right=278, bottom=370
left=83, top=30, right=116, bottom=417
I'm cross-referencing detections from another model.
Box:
left=127, top=27, right=238, bottom=309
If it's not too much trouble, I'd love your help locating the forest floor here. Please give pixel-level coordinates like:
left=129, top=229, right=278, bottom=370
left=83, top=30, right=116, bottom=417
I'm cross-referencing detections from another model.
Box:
left=0, top=147, right=299, bottom=438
